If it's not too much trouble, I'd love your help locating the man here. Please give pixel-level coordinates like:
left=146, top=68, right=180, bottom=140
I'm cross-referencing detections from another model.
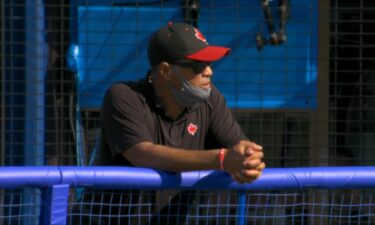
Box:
left=97, top=22, right=264, bottom=180
left=72, top=22, right=265, bottom=225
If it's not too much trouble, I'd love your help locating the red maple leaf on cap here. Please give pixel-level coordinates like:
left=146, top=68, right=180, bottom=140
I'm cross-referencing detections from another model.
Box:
left=194, top=28, right=208, bottom=44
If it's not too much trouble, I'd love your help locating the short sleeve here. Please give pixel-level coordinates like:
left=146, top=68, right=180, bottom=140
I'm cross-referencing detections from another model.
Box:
left=100, top=83, right=153, bottom=156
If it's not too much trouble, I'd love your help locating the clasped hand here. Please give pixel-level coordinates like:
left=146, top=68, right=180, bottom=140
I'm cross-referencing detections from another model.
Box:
left=223, top=140, right=265, bottom=184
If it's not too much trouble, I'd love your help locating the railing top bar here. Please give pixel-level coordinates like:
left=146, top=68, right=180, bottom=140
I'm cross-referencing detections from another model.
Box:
left=1, top=166, right=375, bottom=190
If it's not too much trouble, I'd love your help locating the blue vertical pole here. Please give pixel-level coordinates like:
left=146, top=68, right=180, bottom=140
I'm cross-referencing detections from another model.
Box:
left=24, top=0, right=46, bottom=167
left=236, top=190, right=247, bottom=225
left=24, top=1, right=47, bottom=224
left=42, top=185, right=70, bottom=225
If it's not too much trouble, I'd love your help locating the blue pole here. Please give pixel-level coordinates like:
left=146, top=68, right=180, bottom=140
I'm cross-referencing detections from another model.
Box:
left=24, top=1, right=47, bottom=224
left=24, top=0, right=46, bottom=166
left=236, top=190, right=247, bottom=225
left=42, top=185, right=70, bottom=225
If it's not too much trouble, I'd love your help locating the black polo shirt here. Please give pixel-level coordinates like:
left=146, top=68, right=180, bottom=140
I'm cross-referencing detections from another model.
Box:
left=94, top=78, right=246, bottom=166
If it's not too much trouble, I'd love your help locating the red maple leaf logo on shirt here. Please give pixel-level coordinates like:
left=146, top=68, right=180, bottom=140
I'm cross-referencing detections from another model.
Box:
left=187, top=123, right=198, bottom=136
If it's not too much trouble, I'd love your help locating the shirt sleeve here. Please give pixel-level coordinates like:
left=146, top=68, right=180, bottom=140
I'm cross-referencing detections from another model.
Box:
left=100, top=83, right=153, bottom=156
left=206, top=86, right=247, bottom=149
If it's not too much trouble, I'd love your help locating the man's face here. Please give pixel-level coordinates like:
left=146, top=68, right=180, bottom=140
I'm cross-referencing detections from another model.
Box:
left=170, top=61, right=213, bottom=90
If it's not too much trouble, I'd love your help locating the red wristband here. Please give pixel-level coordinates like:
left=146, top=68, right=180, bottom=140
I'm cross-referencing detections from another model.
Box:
left=219, top=148, right=225, bottom=171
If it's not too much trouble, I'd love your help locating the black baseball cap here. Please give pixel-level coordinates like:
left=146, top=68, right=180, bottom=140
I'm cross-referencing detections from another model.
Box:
left=147, top=22, right=231, bottom=66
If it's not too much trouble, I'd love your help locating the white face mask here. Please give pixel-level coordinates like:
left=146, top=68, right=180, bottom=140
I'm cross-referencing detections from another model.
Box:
left=168, top=67, right=211, bottom=107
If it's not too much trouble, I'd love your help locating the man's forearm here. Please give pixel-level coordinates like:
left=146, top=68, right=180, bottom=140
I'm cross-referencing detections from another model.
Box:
left=122, top=141, right=221, bottom=172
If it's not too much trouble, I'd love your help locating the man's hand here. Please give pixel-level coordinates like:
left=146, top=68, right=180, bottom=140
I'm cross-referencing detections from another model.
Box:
left=231, top=161, right=266, bottom=184
left=223, top=140, right=265, bottom=184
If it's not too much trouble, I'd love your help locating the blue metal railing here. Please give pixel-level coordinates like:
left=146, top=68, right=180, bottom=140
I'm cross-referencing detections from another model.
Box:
left=1, top=166, right=375, bottom=224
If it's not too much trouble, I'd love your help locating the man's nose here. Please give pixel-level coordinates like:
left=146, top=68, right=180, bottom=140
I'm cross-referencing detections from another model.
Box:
left=202, top=65, right=213, bottom=77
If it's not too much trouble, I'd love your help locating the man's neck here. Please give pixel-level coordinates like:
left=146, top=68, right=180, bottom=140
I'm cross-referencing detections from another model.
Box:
left=160, top=95, right=184, bottom=119
left=152, top=83, right=184, bottom=119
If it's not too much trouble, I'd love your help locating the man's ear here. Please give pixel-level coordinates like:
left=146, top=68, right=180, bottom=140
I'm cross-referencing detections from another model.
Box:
left=159, top=62, right=172, bottom=81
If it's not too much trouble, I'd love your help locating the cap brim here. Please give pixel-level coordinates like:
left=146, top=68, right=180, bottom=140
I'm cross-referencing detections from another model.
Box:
left=185, top=46, right=231, bottom=62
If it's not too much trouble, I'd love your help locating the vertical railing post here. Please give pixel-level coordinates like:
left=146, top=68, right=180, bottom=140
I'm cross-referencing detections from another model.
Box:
left=24, top=1, right=48, bottom=224
left=236, top=190, right=247, bottom=225
left=42, top=184, right=70, bottom=225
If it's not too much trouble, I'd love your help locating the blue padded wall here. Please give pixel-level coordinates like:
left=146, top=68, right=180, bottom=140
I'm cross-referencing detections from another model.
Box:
left=69, top=0, right=317, bottom=109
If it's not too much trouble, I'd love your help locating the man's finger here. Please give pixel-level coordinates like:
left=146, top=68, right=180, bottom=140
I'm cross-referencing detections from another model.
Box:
left=245, top=150, right=264, bottom=159
left=248, top=142, right=263, bottom=151
left=243, top=158, right=262, bottom=169
left=244, top=146, right=264, bottom=157
left=256, top=162, right=266, bottom=171
left=240, top=169, right=261, bottom=180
